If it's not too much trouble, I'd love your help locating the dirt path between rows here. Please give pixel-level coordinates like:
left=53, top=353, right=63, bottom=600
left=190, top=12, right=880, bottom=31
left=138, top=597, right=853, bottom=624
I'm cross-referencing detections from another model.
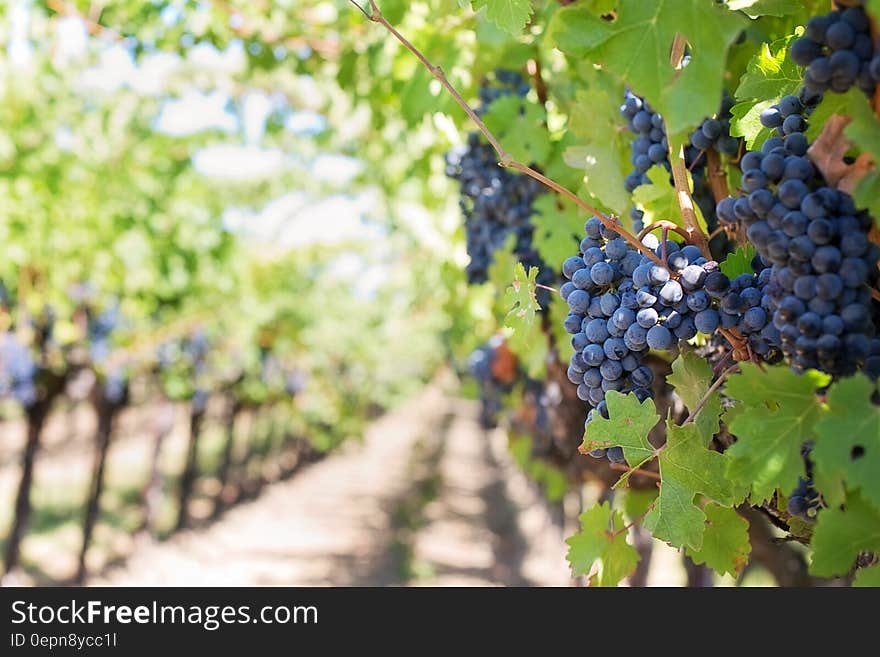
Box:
left=95, top=385, right=572, bottom=586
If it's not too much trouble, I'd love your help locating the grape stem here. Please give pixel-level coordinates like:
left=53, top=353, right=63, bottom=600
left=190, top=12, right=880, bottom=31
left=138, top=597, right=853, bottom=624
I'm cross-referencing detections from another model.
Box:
left=349, top=0, right=670, bottom=270
left=669, top=142, right=712, bottom=260
left=681, top=362, right=740, bottom=427
left=636, top=220, right=691, bottom=243
left=609, top=462, right=660, bottom=481
left=535, top=283, right=559, bottom=295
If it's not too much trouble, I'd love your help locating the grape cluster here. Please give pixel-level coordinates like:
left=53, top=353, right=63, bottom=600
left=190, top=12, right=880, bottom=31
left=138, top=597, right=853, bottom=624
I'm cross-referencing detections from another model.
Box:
left=787, top=477, right=822, bottom=521
left=621, top=90, right=671, bottom=195
left=0, top=332, right=37, bottom=407
left=87, top=304, right=121, bottom=365
left=715, top=94, right=879, bottom=376
left=561, top=218, right=728, bottom=463
left=445, top=72, right=552, bottom=290
left=787, top=443, right=823, bottom=521
left=621, top=91, right=739, bottom=245
left=790, top=3, right=878, bottom=97
left=468, top=337, right=509, bottom=429
left=477, top=69, right=531, bottom=108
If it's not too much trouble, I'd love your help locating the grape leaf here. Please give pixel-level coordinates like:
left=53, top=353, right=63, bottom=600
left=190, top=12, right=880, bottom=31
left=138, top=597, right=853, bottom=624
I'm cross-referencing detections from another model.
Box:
left=582, top=390, right=660, bottom=468
left=502, top=262, right=541, bottom=325
left=724, top=364, right=829, bottom=503
left=734, top=32, right=803, bottom=100
left=668, top=350, right=722, bottom=443
left=552, top=0, right=745, bottom=136
left=548, top=290, right=575, bottom=362
left=583, top=0, right=617, bottom=15
left=810, top=492, right=880, bottom=577
left=719, top=244, right=756, bottom=279
left=566, top=79, right=631, bottom=216
left=643, top=421, right=738, bottom=550
left=472, top=0, right=533, bottom=36
left=812, top=376, right=880, bottom=509
left=854, top=563, right=880, bottom=587
left=726, top=0, right=804, bottom=17
left=531, top=194, right=583, bottom=271
left=853, top=171, right=880, bottom=222
left=633, top=166, right=709, bottom=233
left=684, top=504, right=751, bottom=576
left=546, top=5, right=612, bottom=55
left=482, top=95, right=551, bottom=165
left=565, top=502, right=640, bottom=586
left=499, top=262, right=547, bottom=378
left=623, top=488, right=658, bottom=522
left=729, top=99, right=775, bottom=149
left=730, top=32, right=802, bottom=148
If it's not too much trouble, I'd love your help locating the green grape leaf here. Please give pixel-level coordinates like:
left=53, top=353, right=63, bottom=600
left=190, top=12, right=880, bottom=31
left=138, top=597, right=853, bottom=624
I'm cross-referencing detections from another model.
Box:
left=812, top=376, right=880, bottom=509
left=546, top=5, right=611, bottom=55
left=473, top=0, right=534, bottom=35
left=734, top=32, right=803, bottom=101
left=531, top=194, right=583, bottom=271
left=482, top=95, right=551, bottom=164
left=668, top=350, right=722, bottom=443
left=549, top=292, right=575, bottom=361
left=726, top=0, right=805, bottom=17
left=583, top=0, right=618, bottom=15
left=502, top=262, right=541, bottom=326
left=552, top=0, right=745, bottom=136
left=582, top=390, right=661, bottom=468
left=644, top=421, right=738, bottom=550
left=724, top=364, right=829, bottom=503
left=632, top=166, right=708, bottom=233
left=623, top=488, right=658, bottom=523
left=719, top=244, right=756, bottom=279
left=500, top=262, right=547, bottom=378
left=853, top=171, right=880, bottom=223
left=730, top=32, right=802, bottom=148
left=854, top=563, right=880, bottom=587
left=566, top=81, right=631, bottom=216
left=730, top=99, right=775, bottom=149
left=565, top=502, right=640, bottom=586
left=810, top=492, right=880, bottom=577
left=684, top=504, right=751, bottom=576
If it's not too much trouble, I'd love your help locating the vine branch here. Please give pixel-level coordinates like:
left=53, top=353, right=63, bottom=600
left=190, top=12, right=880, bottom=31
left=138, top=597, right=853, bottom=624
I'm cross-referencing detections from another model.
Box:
left=669, top=142, right=712, bottom=259
left=349, top=0, right=668, bottom=269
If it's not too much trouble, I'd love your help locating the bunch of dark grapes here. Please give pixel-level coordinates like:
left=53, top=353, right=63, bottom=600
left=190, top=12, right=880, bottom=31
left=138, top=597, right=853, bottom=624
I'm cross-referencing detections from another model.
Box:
left=0, top=332, right=37, bottom=407
left=786, top=442, right=823, bottom=521
left=787, top=476, right=822, bottom=520
left=445, top=71, right=552, bottom=291
left=468, top=337, right=510, bottom=429
left=87, top=304, right=121, bottom=365
left=621, top=90, right=670, bottom=196
left=561, top=218, right=729, bottom=463
left=715, top=93, right=879, bottom=377
left=790, top=2, right=878, bottom=97
left=621, top=91, right=739, bottom=247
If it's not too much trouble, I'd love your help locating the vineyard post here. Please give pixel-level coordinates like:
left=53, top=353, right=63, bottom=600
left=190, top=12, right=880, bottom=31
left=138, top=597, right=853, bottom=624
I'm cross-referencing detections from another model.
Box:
left=175, top=394, right=207, bottom=530
left=75, top=387, right=123, bottom=583
left=213, top=391, right=243, bottom=517
left=137, top=400, right=175, bottom=541
left=2, top=371, right=66, bottom=578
